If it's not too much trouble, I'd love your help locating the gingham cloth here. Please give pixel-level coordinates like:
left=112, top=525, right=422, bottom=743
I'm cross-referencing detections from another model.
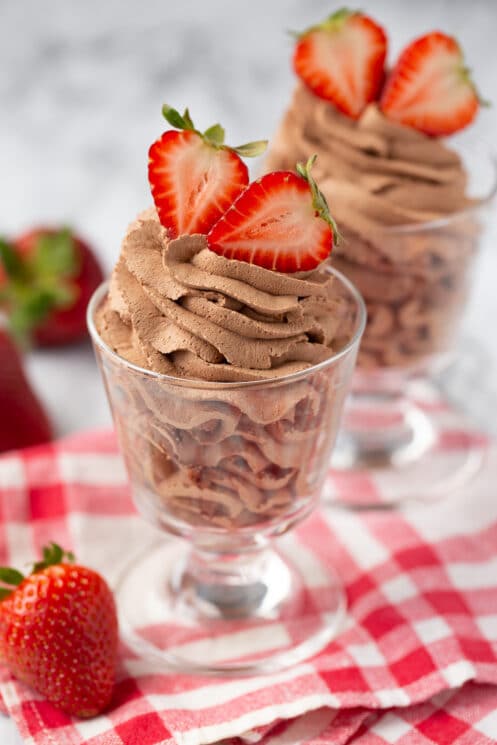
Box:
left=234, top=683, right=497, bottom=744
left=0, top=406, right=495, bottom=745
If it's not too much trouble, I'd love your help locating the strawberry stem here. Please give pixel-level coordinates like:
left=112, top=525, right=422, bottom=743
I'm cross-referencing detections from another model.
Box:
left=292, top=7, right=357, bottom=39
left=203, top=124, right=226, bottom=146
left=295, top=155, right=341, bottom=244
left=0, top=544, right=75, bottom=602
left=459, top=66, right=491, bottom=107
left=32, top=542, right=75, bottom=573
left=160, top=103, right=268, bottom=156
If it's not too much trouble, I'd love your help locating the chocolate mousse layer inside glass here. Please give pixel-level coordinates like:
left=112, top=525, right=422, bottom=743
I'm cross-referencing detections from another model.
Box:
left=89, top=110, right=366, bottom=671
left=266, top=77, right=496, bottom=503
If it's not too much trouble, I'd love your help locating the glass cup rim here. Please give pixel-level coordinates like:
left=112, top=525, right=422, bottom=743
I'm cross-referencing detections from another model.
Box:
left=87, top=265, right=367, bottom=391
left=378, top=145, right=497, bottom=235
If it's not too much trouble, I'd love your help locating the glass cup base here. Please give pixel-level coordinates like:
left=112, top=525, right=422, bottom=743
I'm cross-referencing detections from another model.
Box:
left=116, top=538, right=346, bottom=675
left=328, top=391, right=485, bottom=508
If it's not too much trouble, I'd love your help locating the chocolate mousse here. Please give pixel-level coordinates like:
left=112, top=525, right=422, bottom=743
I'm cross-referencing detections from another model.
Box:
left=97, top=209, right=346, bottom=380
left=267, top=16, right=486, bottom=371
left=96, top=208, right=357, bottom=529
left=93, top=109, right=360, bottom=531
left=266, top=86, right=479, bottom=369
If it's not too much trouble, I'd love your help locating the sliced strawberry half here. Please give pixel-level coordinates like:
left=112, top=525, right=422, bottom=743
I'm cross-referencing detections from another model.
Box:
left=207, top=156, right=338, bottom=273
left=149, top=106, right=267, bottom=237
left=380, top=32, right=483, bottom=136
left=293, top=8, right=387, bottom=119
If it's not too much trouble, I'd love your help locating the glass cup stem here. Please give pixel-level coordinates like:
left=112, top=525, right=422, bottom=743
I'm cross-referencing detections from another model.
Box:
left=333, top=386, right=435, bottom=469
left=171, top=543, right=295, bottom=621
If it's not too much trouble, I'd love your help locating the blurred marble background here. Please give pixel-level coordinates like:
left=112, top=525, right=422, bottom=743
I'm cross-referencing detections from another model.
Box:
left=1, top=0, right=497, bottom=440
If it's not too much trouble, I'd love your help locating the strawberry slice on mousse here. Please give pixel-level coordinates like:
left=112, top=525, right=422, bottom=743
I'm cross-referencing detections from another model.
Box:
left=207, top=156, right=339, bottom=273
left=149, top=105, right=267, bottom=237
left=380, top=31, right=483, bottom=136
left=293, top=8, right=388, bottom=119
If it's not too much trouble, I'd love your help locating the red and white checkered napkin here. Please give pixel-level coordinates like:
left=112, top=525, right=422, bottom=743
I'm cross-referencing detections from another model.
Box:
left=242, top=683, right=497, bottom=744
left=0, top=422, right=496, bottom=745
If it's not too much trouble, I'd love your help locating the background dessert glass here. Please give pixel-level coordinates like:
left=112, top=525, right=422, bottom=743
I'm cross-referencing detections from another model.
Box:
left=329, top=140, right=497, bottom=505
left=88, top=269, right=365, bottom=674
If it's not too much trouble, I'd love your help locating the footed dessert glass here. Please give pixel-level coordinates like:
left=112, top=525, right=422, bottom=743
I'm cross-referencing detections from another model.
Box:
left=88, top=269, right=365, bottom=674
left=330, top=142, right=497, bottom=505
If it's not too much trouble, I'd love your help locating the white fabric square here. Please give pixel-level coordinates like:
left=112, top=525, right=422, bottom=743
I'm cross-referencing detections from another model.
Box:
left=58, top=453, right=127, bottom=485
left=447, top=557, right=497, bottom=590
left=5, top=523, right=33, bottom=567
left=67, top=512, right=157, bottom=584
left=370, top=712, right=412, bottom=742
left=474, top=708, right=497, bottom=738
left=375, top=688, right=411, bottom=708
left=0, top=457, right=25, bottom=489
left=476, top=615, right=497, bottom=641
left=279, top=537, right=332, bottom=588
left=413, top=617, right=451, bottom=645
left=324, top=512, right=388, bottom=570
left=441, top=660, right=476, bottom=688
left=382, top=575, right=418, bottom=604
left=75, top=714, right=114, bottom=738
left=347, top=642, right=386, bottom=667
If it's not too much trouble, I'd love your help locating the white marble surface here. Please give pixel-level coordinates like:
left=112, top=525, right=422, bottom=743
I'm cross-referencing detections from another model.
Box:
left=1, top=1, right=497, bottom=742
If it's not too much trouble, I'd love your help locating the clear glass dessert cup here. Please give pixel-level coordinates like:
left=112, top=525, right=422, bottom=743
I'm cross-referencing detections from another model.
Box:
left=87, top=268, right=365, bottom=674
left=330, top=140, right=497, bottom=507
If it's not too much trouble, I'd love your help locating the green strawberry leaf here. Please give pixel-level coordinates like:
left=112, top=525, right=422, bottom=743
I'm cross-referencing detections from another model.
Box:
left=32, top=543, right=75, bottom=573
left=9, top=290, right=54, bottom=341
left=162, top=104, right=193, bottom=131
left=0, top=238, right=25, bottom=281
left=0, top=588, right=13, bottom=601
left=7, top=276, right=77, bottom=343
left=296, top=155, right=341, bottom=243
left=31, top=228, right=79, bottom=279
left=182, top=108, right=195, bottom=130
left=232, top=140, right=268, bottom=158
left=0, top=567, right=24, bottom=586
left=43, top=280, right=77, bottom=309
left=43, top=542, right=63, bottom=565
left=159, top=104, right=267, bottom=160
left=203, top=124, right=226, bottom=147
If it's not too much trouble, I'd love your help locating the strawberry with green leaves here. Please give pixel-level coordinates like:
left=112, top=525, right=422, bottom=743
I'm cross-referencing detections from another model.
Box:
left=0, top=227, right=103, bottom=346
left=380, top=32, right=484, bottom=136
left=149, top=105, right=267, bottom=236
left=207, top=155, right=339, bottom=273
left=0, top=543, right=118, bottom=718
left=293, top=8, right=388, bottom=119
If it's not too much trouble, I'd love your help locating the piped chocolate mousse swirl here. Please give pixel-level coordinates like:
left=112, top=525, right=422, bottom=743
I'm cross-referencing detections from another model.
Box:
left=96, top=209, right=346, bottom=382
left=94, top=105, right=360, bottom=532
left=266, top=85, right=481, bottom=370
left=268, top=16, right=487, bottom=371
left=266, top=85, right=473, bottom=232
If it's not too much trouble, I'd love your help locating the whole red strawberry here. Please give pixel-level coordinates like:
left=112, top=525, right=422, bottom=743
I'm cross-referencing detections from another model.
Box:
left=0, top=325, right=52, bottom=453
left=0, top=228, right=103, bottom=346
left=0, top=543, right=118, bottom=718
left=149, top=105, right=267, bottom=236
